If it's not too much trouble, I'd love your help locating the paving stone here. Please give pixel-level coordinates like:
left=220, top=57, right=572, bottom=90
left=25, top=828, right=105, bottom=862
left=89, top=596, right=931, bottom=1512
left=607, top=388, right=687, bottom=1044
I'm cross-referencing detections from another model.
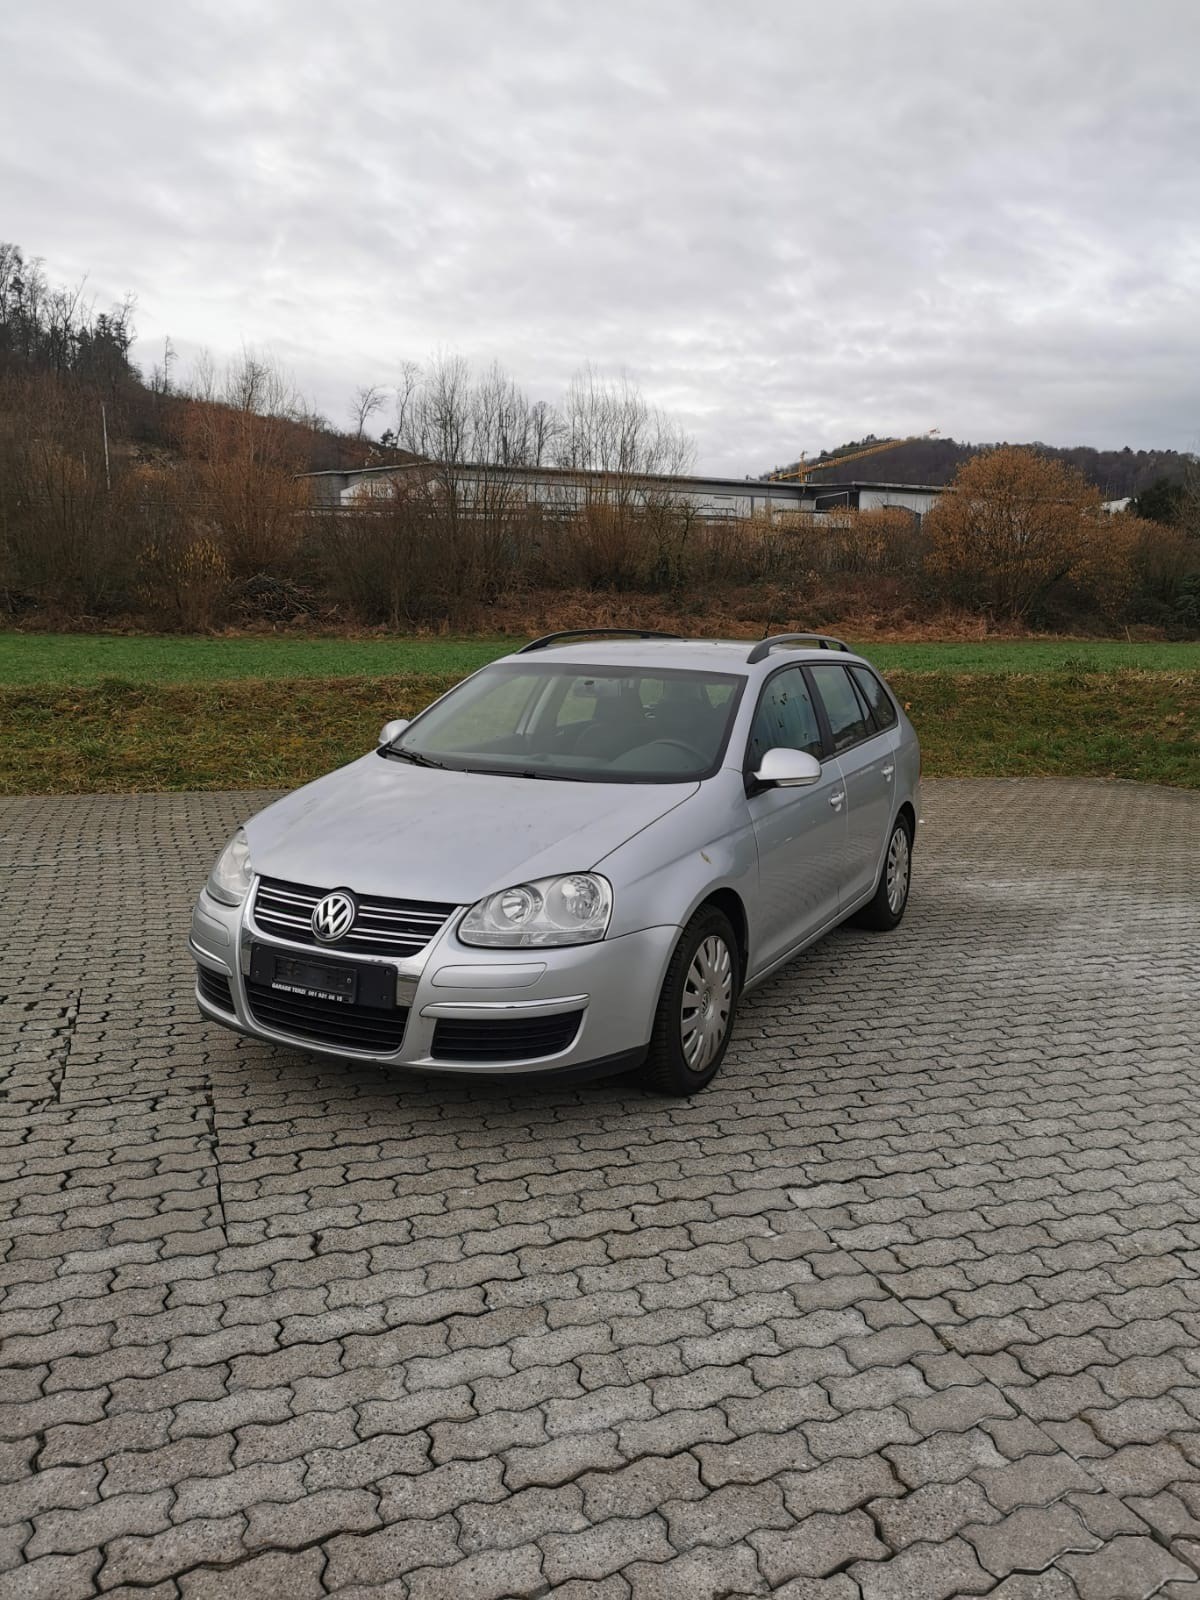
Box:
left=0, top=1551, right=101, bottom=1600
left=579, top=1453, right=706, bottom=1521
left=886, top=1427, right=1006, bottom=1488
left=457, top=1484, right=586, bottom=1552
left=753, top=1510, right=887, bottom=1583
left=983, top=1571, right=1084, bottom=1599
left=503, top=1431, right=624, bottom=1491
left=1089, top=1441, right=1193, bottom=1496
left=322, top=1517, right=461, bottom=1588
left=623, top=1542, right=767, bottom=1599
left=975, top=1450, right=1099, bottom=1511
left=777, top=1453, right=903, bottom=1519
left=850, top=1534, right=994, bottom=1598
left=664, top=1481, right=791, bottom=1549
left=693, top=1430, right=815, bottom=1486
left=967, top=1502, right=1102, bottom=1576
left=870, top=1477, right=1000, bottom=1549
left=178, top=1547, right=325, bottom=1599
left=541, top=1515, right=673, bottom=1584
left=100, top=1516, right=248, bottom=1589
left=1084, top=1394, right=1194, bottom=1447
left=1060, top=1534, right=1198, bottom=1598
left=244, top=1489, right=381, bottom=1550
left=406, top=1544, right=545, bottom=1600
left=27, top=1490, right=173, bottom=1557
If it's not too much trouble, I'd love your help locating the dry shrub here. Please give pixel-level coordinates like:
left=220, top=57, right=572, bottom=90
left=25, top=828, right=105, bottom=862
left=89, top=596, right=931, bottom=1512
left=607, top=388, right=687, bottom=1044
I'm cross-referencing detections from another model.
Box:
left=1126, top=515, right=1199, bottom=605
left=169, top=398, right=310, bottom=579
left=926, top=447, right=1102, bottom=619
left=0, top=373, right=132, bottom=613
left=137, top=533, right=229, bottom=631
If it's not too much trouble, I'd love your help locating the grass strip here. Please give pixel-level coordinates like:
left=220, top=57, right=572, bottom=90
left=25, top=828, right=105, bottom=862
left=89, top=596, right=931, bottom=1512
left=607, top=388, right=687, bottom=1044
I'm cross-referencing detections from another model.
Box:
left=4, top=670, right=1198, bottom=795
left=2, top=631, right=1198, bottom=685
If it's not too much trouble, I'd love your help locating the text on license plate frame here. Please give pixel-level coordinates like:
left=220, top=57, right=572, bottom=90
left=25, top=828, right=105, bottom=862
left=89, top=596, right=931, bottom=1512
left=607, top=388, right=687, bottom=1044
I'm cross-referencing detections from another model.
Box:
left=249, top=945, right=396, bottom=1010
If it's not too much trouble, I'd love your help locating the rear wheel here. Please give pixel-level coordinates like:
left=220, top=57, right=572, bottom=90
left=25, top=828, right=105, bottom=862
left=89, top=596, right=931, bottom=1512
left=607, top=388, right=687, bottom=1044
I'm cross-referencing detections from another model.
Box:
left=642, top=907, right=739, bottom=1096
left=853, top=813, right=913, bottom=931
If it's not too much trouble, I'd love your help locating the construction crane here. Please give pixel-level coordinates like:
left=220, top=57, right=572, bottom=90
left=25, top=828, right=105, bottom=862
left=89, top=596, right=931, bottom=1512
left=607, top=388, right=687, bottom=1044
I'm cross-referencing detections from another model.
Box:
left=769, top=429, right=939, bottom=483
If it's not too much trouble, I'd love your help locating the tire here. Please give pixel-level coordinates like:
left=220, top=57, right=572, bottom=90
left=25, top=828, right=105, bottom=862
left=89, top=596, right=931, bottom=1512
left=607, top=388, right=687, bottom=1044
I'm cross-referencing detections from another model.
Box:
left=641, top=906, right=740, bottom=1096
left=853, top=812, right=914, bottom=932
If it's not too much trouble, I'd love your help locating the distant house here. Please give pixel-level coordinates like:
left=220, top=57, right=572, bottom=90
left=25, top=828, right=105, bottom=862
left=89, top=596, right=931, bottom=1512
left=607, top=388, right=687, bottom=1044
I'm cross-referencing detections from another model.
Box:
left=299, top=461, right=946, bottom=523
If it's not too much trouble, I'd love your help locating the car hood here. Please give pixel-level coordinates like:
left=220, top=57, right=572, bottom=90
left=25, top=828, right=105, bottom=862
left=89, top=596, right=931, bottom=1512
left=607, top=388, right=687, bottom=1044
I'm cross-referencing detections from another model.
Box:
left=244, top=753, right=698, bottom=904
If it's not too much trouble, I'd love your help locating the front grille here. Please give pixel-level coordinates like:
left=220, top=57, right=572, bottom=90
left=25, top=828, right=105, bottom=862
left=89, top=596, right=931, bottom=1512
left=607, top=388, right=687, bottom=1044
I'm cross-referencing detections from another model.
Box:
left=431, top=1009, right=584, bottom=1063
left=245, top=979, right=409, bottom=1053
left=196, top=967, right=234, bottom=1012
left=253, top=876, right=457, bottom=959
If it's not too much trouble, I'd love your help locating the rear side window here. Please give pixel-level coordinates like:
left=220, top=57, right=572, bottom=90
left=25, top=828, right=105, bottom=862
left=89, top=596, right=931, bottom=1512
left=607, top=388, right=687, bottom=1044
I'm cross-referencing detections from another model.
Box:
left=809, top=664, right=873, bottom=752
left=747, top=667, right=823, bottom=766
left=850, top=666, right=898, bottom=731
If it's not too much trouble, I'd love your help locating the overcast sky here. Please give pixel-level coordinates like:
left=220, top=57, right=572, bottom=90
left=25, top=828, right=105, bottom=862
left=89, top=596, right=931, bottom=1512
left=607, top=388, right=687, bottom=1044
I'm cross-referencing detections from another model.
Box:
left=3, top=0, right=1198, bottom=473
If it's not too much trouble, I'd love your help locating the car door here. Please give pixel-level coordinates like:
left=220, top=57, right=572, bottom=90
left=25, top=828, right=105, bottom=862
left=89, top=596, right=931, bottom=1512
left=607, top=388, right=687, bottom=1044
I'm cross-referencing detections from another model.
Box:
left=806, top=662, right=897, bottom=906
left=743, top=666, right=847, bottom=973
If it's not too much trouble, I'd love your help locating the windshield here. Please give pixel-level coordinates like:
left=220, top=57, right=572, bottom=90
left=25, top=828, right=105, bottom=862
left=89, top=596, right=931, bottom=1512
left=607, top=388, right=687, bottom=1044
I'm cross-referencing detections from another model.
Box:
left=387, top=662, right=745, bottom=783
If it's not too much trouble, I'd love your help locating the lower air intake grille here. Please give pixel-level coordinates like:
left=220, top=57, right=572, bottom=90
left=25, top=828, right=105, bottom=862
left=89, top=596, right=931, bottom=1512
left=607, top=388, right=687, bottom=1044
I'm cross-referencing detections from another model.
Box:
left=431, top=1009, right=584, bottom=1063
left=245, top=980, right=408, bottom=1053
left=197, top=967, right=234, bottom=1012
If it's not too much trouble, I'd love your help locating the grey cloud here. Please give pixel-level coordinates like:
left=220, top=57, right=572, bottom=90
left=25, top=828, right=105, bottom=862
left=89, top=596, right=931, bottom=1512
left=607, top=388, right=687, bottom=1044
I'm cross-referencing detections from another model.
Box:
left=3, top=0, right=1198, bottom=469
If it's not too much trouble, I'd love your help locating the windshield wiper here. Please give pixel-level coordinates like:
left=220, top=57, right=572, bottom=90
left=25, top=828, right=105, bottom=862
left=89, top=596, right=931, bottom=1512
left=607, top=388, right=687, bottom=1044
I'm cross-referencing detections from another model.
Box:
left=382, top=747, right=446, bottom=769
left=469, top=766, right=589, bottom=782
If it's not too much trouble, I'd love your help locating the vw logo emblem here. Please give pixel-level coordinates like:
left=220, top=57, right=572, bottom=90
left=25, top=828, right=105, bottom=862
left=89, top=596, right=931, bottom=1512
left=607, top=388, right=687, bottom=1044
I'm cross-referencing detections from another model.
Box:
left=311, top=890, right=356, bottom=944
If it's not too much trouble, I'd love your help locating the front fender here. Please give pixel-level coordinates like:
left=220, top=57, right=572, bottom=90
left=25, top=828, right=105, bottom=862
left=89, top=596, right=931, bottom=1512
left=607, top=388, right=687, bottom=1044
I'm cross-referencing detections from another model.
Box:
left=593, top=769, right=757, bottom=943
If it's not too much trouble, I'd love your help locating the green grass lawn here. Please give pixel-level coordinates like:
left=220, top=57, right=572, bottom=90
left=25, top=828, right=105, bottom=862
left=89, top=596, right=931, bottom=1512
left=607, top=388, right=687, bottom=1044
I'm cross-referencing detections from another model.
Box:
left=2, top=630, right=1198, bottom=685
left=3, top=668, right=1198, bottom=794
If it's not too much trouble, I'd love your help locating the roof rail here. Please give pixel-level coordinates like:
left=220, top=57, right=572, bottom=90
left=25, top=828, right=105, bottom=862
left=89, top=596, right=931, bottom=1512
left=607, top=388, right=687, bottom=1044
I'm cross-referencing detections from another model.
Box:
left=518, top=628, right=685, bottom=653
left=746, top=632, right=852, bottom=664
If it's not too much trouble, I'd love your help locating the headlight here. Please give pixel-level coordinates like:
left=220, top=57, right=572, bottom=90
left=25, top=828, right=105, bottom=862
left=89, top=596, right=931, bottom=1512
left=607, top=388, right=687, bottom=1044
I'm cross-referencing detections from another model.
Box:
left=459, top=873, right=612, bottom=947
left=206, top=828, right=253, bottom=905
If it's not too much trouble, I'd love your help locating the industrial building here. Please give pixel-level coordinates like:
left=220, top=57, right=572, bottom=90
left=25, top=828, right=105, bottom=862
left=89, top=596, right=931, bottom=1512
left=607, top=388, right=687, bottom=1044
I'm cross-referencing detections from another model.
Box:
left=301, top=460, right=946, bottom=521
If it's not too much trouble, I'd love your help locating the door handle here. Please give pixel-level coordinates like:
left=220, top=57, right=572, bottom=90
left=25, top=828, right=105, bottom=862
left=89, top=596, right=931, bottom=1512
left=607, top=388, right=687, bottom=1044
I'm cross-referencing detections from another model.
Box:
left=882, top=764, right=895, bottom=781
left=829, top=790, right=845, bottom=810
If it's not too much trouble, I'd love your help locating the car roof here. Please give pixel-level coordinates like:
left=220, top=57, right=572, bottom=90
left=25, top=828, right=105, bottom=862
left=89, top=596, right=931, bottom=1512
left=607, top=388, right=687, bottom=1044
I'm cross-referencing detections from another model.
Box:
left=497, top=637, right=870, bottom=673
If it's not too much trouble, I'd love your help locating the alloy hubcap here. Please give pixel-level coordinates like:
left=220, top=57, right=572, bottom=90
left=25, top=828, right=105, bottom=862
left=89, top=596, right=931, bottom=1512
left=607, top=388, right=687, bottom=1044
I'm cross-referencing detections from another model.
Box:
left=886, top=825, right=911, bottom=914
left=680, top=934, right=733, bottom=1073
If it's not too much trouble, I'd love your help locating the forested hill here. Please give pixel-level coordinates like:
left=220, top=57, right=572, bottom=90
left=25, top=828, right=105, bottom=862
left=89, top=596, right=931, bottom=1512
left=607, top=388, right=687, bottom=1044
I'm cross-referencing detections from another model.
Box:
left=766, top=436, right=1195, bottom=498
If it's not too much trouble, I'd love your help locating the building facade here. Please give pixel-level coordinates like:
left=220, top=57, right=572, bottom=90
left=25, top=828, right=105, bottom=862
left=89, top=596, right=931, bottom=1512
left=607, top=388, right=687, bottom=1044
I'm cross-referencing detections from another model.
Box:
left=301, top=461, right=945, bottom=522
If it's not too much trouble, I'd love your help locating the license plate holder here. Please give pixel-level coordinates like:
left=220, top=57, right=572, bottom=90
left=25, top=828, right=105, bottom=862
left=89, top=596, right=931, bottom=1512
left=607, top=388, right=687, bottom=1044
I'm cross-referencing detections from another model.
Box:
left=250, top=945, right=394, bottom=1009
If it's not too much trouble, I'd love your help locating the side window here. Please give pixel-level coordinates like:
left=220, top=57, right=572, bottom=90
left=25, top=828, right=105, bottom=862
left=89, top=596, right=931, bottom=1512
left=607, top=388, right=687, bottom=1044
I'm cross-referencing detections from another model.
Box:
left=747, top=668, right=823, bottom=768
left=809, top=665, right=873, bottom=753
left=850, top=666, right=898, bottom=731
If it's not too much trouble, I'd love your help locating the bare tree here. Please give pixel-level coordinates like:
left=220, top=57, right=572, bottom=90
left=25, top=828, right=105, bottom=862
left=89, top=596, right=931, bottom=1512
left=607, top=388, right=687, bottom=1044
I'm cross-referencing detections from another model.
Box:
left=221, top=346, right=302, bottom=419
left=187, top=346, right=217, bottom=403
left=148, top=336, right=176, bottom=396
left=556, top=365, right=694, bottom=478
left=350, top=383, right=386, bottom=440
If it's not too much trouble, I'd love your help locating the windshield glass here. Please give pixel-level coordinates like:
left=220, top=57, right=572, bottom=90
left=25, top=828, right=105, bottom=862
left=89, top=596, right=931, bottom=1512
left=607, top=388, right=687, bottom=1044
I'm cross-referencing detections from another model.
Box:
left=388, top=662, right=745, bottom=782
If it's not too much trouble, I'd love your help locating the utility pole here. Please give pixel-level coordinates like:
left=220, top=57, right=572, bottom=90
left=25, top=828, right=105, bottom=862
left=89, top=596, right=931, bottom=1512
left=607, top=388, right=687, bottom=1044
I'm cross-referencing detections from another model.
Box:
left=101, top=403, right=111, bottom=490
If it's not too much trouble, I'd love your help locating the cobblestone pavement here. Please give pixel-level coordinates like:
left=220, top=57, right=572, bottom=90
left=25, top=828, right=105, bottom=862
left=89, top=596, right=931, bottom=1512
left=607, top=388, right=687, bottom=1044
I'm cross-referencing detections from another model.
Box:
left=2, top=779, right=1199, bottom=1599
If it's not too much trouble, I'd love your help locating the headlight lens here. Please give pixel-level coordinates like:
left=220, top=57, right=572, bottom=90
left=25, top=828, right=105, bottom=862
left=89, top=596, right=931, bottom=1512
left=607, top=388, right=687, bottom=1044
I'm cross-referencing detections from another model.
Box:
left=459, top=873, right=612, bottom=947
left=206, top=828, right=253, bottom=905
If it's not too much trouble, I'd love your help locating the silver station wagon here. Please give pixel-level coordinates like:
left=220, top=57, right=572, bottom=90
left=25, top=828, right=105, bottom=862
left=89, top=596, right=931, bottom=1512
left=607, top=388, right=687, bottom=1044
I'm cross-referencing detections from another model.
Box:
left=191, top=631, right=921, bottom=1095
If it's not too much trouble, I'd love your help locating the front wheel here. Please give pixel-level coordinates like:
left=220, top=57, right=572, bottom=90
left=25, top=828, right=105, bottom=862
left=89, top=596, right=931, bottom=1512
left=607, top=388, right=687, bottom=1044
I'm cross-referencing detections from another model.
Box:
left=853, top=814, right=913, bottom=932
left=641, top=907, right=740, bottom=1096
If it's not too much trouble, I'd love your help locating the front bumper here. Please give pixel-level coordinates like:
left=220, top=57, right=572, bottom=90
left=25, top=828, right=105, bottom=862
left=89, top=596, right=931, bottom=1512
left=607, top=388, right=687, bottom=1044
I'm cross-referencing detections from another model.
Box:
left=189, top=884, right=678, bottom=1078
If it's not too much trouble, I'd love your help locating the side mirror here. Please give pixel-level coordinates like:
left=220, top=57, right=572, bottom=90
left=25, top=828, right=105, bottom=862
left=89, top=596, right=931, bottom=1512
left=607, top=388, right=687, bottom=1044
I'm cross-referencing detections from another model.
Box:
left=754, top=747, right=822, bottom=788
left=378, top=718, right=410, bottom=747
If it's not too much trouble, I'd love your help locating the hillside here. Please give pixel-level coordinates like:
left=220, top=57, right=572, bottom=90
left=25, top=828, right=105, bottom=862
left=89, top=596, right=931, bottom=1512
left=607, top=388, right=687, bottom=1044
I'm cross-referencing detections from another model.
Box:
left=766, top=435, right=1196, bottom=498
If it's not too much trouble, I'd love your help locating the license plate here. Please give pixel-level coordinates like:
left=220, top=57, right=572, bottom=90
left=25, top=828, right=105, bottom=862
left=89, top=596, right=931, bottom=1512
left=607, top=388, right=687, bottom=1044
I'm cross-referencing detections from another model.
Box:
left=269, top=953, right=357, bottom=1003
left=249, top=945, right=394, bottom=1009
